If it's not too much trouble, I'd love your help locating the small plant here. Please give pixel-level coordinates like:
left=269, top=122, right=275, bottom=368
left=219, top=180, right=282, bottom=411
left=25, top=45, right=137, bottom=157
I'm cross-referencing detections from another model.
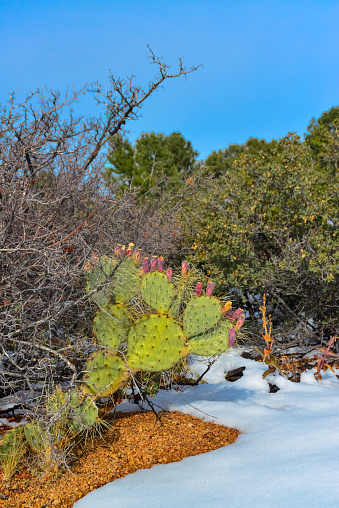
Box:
left=279, top=355, right=305, bottom=383
left=256, top=296, right=339, bottom=383
left=255, top=294, right=282, bottom=378
left=0, top=427, right=26, bottom=481
left=0, top=386, right=104, bottom=478
left=26, top=387, right=104, bottom=473
left=313, top=336, right=339, bottom=380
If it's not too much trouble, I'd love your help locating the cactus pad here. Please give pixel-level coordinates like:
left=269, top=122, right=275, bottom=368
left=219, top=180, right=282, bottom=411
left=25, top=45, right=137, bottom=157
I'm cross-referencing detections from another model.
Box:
left=45, top=387, right=99, bottom=434
left=46, top=386, right=68, bottom=419
left=93, top=304, right=131, bottom=349
left=69, top=392, right=99, bottom=433
left=83, top=351, right=130, bottom=397
left=24, top=422, right=49, bottom=452
left=188, top=320, right=233, bottom=356
left=85, top=257, right=116, bottom=306
left=113, top=258, right=140, bottom=303
left=140, top=272, right=174, bottom=313
left=127, top=315, right=187, bottom=372
left=183, top=296, right=222, bottom=337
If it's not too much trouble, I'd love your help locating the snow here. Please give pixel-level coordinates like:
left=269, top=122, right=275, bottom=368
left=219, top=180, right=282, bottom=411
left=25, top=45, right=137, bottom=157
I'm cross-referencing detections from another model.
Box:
left=73, top=350, right=339, bottom=508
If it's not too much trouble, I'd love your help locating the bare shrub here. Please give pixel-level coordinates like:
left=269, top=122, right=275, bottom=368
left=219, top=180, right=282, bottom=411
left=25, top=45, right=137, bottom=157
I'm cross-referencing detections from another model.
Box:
left=0, top=50, right=203, bottom=471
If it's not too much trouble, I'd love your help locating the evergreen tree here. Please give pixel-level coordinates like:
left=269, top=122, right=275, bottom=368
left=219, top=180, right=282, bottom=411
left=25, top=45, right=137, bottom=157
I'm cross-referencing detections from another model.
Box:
left=204, top=137, right=278, bottom=177
left=104, top=131, right=199, bottom=194
left=305, top=106, right=339, bottom=174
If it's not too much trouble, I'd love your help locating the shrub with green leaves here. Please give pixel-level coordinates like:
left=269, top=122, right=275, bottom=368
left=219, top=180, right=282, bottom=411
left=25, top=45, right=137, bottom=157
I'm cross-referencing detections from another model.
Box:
left=183, top=132, right=338, bottom=348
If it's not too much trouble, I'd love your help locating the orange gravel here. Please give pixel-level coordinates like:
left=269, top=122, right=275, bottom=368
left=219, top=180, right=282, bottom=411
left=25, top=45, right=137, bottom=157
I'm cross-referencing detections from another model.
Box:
left=0, top=409, right=239, bottom=507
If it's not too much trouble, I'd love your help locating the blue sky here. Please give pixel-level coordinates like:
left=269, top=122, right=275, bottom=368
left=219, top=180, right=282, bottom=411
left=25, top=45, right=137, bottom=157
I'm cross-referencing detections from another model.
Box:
left=1, top=0, right=338, bottom=160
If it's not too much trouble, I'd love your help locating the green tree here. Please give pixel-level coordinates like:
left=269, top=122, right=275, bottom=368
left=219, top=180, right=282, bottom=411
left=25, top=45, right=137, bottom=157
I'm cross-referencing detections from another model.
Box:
left=305, top=105, right=339, bottom=174
left=104, top=131, right=199, bottom=194
left=183, top=133, right=339, bottom=348
left=203, top=137, right=278, bottom=177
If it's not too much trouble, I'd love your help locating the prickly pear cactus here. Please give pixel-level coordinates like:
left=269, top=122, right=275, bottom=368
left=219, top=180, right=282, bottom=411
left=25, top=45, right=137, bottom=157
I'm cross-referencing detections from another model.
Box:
left=85, top=254, right=140, bottom=306
left=141, top=272, right=174, bottom=313
left=127, top=315, right=187, bottom=372
left=183, top=296, right=223, bottom=337
left=69, top=392, right=99, bottom=433
left=45, top=386, right=100, bottom=435
left=83, top=351, right=130, bottom=397
left=93, top=304, right=131, bottom=349
left=85, top=256, right=116, bottom=307
left=83, top=246, right=246, bottom=398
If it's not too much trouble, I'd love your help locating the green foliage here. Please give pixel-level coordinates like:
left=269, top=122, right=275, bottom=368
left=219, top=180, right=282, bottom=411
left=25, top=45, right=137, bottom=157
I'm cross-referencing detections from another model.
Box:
left=83, top=249, right=245, bottom=397
left=104, top=131, right=199, bottom=194
left=184, top=132, right=339, bottom=345
left=204, top=137, right=278, bottom=178
left=305, top=105, right=339, bottom=173
left=0, top=427, right=25, bottom=460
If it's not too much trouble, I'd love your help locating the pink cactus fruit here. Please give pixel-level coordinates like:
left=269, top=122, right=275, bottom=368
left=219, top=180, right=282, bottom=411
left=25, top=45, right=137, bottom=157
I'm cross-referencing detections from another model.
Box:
left=166, top=267, right=173, bottom=282
left=142, top=257, right=150, bottom=274
left=231, top=308, right=243, bottom=321
left=181, top=261, right=189, bottom=276
left=157, top=257, right=165, bottom=272
left=223, top=310, right=233, bottom=319
left=228, top=328, right=236, bottom=347
left=150, top=256, right=158, bottom=272
left=235, top=315, right=245, bottom=329
left=126, top=242, right=134, bottom=256
left=196, top=282, right=203, bottom=297
left=206, top=282, right=214, bottom=297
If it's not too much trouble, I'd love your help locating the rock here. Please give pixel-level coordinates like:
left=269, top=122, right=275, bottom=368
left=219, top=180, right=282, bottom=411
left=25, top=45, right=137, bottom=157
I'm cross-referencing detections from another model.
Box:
left=225, top=366, right=246, bottom=382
